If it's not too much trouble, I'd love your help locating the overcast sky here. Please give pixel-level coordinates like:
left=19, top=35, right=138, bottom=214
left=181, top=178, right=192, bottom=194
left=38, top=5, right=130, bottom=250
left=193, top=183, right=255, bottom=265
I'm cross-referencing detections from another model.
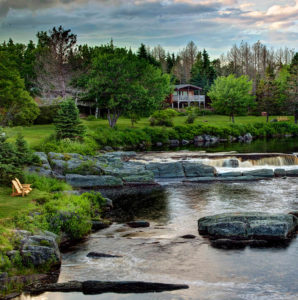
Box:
left=0, top=0, right=297, bottom=57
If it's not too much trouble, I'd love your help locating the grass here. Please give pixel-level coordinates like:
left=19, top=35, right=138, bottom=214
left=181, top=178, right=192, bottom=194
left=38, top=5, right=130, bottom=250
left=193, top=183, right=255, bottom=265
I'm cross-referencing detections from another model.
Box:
left=4, top=115, right=295, bottom=148
left=0, top=186, right=44, bottom=220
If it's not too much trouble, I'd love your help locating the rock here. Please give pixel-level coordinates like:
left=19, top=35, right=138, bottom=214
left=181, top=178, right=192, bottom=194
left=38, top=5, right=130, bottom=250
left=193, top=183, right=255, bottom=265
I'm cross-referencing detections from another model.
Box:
left=210, top=136, right=219, bottom=143
left=146, top=162, right=184, bottom=178
left=50, top=159, right=66, bottom=173
left=104, top=146, right=113, bottom=151
left=210, top=239, right=269, bottom=249
left=65, top=174, right=123, bottom=188
left=242, top=169, right=274, bottom=178
left=52, top=172, right=65, bottom=180
left=19, top=234, right=61, bottom=269
left=34, top=152, right=49, bottom=164
left=194, top=136, right=204, bottom=143
left=25, top=166, right=52, bottom=177
left=285, top=169, right=298, bottom=176
left=181, top=139, right=189, bottom=145
left=48, top=152, right=65, bottom=160
left=238, top=136, right=244, bottom=142
left=104, top=151, right=137, bottom=159
left=127, top=221, right=150, bottom=228
left=182, top=162, right=216, bottom=177
left=274, top=168, right=286, bottom=177
left=289, top=211, right=298, bottom=218
left=169, top=139, right=180, bottom=147
left=222, top=159, right=239, bottom=168
left=181, top=234, right=196, bottom=239
left=105, top=198, right=113, bottom=208
left=218, top=171, right=242, bottom=177
left=27, top=280, right=189, bottom=294
left=87, top=252, right=122, bottom=258
left=122, top=175, right=155, bottom=185
left=244, top=133, right=253, bottom=141
left=198, top=212, right=297, bottom=244
left=156, top=142, right=163, bottom=147
left=92, top=220, right=111, bottom=231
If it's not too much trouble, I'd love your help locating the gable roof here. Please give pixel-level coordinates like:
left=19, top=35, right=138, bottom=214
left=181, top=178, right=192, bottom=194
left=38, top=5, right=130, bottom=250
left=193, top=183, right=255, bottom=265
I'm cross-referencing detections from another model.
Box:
left=175, top=84, right=202, bottom=90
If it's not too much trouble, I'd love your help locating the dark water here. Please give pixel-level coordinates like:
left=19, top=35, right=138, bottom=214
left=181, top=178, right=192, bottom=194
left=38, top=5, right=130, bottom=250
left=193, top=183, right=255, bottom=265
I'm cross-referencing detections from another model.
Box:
left=151, top=137, right=298, bottom=153
left=19, top=176, right=298, bottom=300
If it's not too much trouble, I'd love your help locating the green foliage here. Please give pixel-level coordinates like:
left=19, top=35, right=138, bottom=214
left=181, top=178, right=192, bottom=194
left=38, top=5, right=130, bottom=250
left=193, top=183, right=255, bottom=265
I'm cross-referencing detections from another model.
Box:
left=54, top=99, right=86, bottom=140
left=191, top=49, right=217, bottom=94
left=0, top=132, right=39, bottom=184
left=34, top=105, right=60, bottom=124
left=86, top=115, right=97, bottom=121
left=35, top=134, right=97, bottom=155
left=0, top=51, right=39, bottom=126
left=149, top=109, right=178, bottom=126
left=24, top=173, right=71, bottom=192
left=86, top=44, right=172, bottom=128
left=208, top=74, right=255, bottom=122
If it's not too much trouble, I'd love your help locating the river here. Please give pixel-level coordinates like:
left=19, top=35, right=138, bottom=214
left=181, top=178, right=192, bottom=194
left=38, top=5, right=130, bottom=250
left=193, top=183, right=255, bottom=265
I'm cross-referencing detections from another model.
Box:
left=18, top=142, right=298, bottom=300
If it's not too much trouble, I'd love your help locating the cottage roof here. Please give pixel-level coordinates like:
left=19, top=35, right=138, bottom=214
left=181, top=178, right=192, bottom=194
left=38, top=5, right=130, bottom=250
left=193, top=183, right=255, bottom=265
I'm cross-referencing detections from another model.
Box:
left=175, top=84, right=202, bottom=90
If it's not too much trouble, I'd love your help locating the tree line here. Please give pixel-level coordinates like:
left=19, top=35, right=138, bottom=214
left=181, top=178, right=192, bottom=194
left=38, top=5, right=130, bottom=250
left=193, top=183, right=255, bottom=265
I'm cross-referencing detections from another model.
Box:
left=0, top=26, right=297, bottom=127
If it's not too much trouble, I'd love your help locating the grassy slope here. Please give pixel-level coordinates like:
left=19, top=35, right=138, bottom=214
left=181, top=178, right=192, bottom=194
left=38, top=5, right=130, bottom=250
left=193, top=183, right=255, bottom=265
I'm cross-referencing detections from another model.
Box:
left=0, top=186, right=43, bottom=219
left=4, top=115, right=295, bottom=147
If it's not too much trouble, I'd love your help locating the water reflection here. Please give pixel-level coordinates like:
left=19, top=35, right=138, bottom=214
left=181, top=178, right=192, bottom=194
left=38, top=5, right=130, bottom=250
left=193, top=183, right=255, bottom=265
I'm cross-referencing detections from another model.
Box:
left=17, top=177, right=298, bottom=300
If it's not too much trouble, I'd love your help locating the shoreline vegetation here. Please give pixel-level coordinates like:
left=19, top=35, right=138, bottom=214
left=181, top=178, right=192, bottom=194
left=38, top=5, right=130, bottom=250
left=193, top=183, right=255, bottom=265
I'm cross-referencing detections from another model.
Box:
left=3, top=115, right=298, bottom=155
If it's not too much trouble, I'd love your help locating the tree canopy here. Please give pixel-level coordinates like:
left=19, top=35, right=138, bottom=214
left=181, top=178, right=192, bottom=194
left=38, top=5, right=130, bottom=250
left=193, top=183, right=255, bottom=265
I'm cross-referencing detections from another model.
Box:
left=86, top=44, right=172, bottom=127
left=0, top=52, right=39, bottom=126
left=208, top=74, right=255, bottom=122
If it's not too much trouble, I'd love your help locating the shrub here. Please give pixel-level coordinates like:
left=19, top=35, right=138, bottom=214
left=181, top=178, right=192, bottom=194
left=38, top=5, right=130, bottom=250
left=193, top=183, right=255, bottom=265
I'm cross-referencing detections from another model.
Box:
left=86, top=115, right=97, bottom=121
left=149, top=109, right=179, bottom=127
left=34, top=105, right=60, bottom=124
left=54, top=99, right=86, bottom=140
left=24, top=173, right=71, bottom=192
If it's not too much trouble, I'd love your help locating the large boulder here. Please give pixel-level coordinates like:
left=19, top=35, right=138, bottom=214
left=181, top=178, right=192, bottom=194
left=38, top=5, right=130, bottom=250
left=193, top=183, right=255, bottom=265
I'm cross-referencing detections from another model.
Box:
left=285, top=169, right=298, bottom=176
left=242, top=169, right=274, bottom=178
left=14, top=231, right=61, bottom=269
left=182, top=162, right=216, bottom=177
left=218, top=171, right=242, bottom=177
left=198, top=212, right=297, bottom=245
left=145, top=162, right=185, bottom=178
left=65, top=174, right=123, bottom=188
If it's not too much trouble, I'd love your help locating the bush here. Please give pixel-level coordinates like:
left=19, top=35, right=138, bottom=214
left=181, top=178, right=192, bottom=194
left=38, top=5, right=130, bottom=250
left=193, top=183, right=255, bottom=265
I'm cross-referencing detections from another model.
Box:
left=54, top=99, right=86, bottom=140
left=0, top=133, right=39, bottom=184
left=34, top=105, right=60, bottom=124
left=149, top=109, right=179, bottom=127
left=25, top=173, right=71, bottom=192
left=86, top=115, right=97, bottom=121
left=35, top=134, right=98, bottom=155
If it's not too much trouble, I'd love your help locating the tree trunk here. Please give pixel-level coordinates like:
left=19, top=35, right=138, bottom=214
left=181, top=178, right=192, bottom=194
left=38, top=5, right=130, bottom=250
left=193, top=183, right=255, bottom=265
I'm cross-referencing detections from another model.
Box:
left=266, top=113, right=269, bottom=123
left=107, top=109, right=121, bottom=128
left=295, top=110, right=298, bottom=124
left=231, top=113, right=235, bottom=123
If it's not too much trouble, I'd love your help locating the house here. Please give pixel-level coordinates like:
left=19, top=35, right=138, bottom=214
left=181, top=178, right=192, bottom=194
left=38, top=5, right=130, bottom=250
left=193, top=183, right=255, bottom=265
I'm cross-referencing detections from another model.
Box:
left=168, top=84, right=205, bottom=109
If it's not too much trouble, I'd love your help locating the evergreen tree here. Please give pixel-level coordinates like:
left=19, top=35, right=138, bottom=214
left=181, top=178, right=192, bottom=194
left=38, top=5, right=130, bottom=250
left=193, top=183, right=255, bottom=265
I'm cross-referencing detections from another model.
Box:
left=286, top=53, right=298, bottom=123
left=191, top=49, right=216, bottom=93
left=54, top=99, right=86, bottom=139
left=137, top=43, right=148, bottom=60
left=256, top=67, right=281, bottom=122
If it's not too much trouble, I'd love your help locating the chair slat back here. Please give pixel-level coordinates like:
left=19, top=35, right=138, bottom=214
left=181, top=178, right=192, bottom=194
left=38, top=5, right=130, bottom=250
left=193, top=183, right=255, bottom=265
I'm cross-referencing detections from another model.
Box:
left=12, top=180, right=22, bottom=194
left=15, top=178, right=23, bottom=189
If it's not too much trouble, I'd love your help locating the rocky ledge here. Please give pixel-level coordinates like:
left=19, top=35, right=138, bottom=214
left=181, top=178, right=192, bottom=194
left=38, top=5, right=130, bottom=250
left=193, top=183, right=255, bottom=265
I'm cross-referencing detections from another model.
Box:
left=26, top=280, right=189, bottom=295
left=198, top=212, right=298, bottom=249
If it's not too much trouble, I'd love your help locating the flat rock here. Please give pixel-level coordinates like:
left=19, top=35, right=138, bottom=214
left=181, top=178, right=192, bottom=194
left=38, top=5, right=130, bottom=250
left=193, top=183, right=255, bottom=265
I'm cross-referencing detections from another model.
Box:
left=65, top=174, right=123, bottom=188
left=180, top=234, right=196, bottom=239
left=146, top=162, right=184, bottom=178
left=285, top=169, right=298, bottom=176
left=127, top=221, right=150, bottom=228
left=87, top=252, right=122, bottom=258
left=242, top=169, right=274, bottom=178
left=198, top=212, right=297, bottom=244
left=274, top=168, right=286, bottom=177
left=182, top=161, right=216, bottom=177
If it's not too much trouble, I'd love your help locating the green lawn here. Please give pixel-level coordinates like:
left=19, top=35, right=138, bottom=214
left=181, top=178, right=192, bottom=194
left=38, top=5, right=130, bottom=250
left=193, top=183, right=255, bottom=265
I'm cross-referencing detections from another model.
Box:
left=0, top=186, right=41, bottom=220
left=4, top=115, right=295, bottom=148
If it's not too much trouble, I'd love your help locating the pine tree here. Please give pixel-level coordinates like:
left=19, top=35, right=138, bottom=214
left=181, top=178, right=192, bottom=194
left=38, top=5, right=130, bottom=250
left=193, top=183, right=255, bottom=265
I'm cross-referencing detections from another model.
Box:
left=54, top=99, right=86, bottom=139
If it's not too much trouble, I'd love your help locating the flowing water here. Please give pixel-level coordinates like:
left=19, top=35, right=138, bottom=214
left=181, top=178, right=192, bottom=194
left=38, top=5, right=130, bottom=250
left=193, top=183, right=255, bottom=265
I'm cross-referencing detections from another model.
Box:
left=18, top=149, right=298, bottom=300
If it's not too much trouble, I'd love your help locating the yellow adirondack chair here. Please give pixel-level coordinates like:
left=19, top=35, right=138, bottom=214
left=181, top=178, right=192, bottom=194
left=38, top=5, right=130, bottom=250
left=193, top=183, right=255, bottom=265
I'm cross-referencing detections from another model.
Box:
left=15, top=178, right=32, bottom=192
left=11, top=180, right=30, bottom=197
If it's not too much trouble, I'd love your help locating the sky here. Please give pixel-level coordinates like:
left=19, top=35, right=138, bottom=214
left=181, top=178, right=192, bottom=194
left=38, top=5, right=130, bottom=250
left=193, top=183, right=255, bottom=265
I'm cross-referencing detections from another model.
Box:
left=0, top=0, right=297, bottom=57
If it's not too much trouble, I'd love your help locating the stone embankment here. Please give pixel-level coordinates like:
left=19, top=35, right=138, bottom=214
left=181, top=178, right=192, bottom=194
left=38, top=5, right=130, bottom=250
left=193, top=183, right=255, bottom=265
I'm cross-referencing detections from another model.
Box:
left=27, top=152, right=298, bottom=187
left=198, top=212, right=298, bottom=248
